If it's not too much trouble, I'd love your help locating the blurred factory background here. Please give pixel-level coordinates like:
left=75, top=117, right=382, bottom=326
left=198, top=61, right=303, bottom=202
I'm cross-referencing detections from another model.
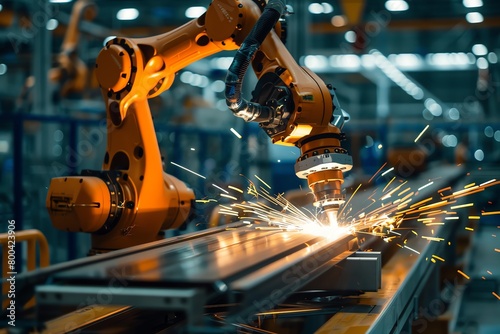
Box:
left=0, top=0, right=499, bottom=333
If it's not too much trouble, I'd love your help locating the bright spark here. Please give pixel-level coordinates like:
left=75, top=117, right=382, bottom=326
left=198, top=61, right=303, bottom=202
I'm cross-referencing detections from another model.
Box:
left=368, top=162, right=387, bottom=183
left=414, top=124, right=429, bottom=142
left=212, top=184, right=229, bottom=194
left=480, top=179, right=496, bottom=186
left=422, top=236, right=444, bottom=242
left=220, top=193, right=238, bottom=201
left=432, top=254, right=445, bottom=262
left=381, top=167, right=395, bottom=177
left=418, top=181, right=434, bottom=191
left=493, top=292, right=500, bottom=300
left=450, top=203, right=474, bottom=209
left=404, top=245, right=420, bottom=254
left=230, top=127, right=242, bottom=139
left=482, top=211, right=500, bottom=216
left=228, top=185, right=244, bottom=193
left=457, top=270, right=470, bottom=280
left=195, top=199, right=217, bottom=203
left=254, top=175, right=272, bottom=189
left=170, top=162, right=206, bottom=179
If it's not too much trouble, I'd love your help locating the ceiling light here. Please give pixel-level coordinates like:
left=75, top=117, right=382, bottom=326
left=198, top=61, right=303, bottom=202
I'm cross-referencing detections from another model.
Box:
left=495, top=131, right=500, bottom=142
left=322, top=2, right=334, bottom=14
left=474, top=149, right=484, bottom=161
left=185, top=6, right=206, bottom=19
left=331, top=15, right=346, bottom=27
left=472, top=44, right=487, bottom=56
left=304, top=55, right=328, bottom=69
left=46, top=18, right=58, bottom=30
left=466, top=12, right=483, bottom=23
left=344, top=31, right=356, bottom=43
left=448, top=108, right=460, bottom=120
left=385, top=0, right=409, bottom=12
left=487, top=52, right=498, bottom=63
left=308, top=3, right=324, bottom=14
left=0, top=140, right=8, bottom=153
left=476, top=57, right=488, bottom=69
left=484, top=126, right=494, bottom=138
left=395, top=53, right=422, bottom=68
left=463, top=0, right=483, bottom=8
left=49, top=0, right=73, bottom=3
left=116, top=8, right=139, bottom=21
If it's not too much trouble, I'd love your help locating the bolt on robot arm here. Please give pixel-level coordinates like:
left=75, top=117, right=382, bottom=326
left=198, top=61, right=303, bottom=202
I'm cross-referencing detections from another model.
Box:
left=46, top=0, right=352, bottom=253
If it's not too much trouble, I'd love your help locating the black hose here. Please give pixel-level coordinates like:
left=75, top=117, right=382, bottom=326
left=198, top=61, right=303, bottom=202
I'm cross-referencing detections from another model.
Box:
left=225, top=0, right=287, bottom=123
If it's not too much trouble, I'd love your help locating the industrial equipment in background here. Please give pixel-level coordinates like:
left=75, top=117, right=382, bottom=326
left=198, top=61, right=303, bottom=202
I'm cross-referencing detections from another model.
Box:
left=17, top=0, right=97, bottom=111
left=45, top=0, right=352, bottom=253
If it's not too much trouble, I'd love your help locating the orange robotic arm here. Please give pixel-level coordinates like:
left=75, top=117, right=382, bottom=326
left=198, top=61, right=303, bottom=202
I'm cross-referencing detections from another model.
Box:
left=223, top=0, right=352, bottom=224
left=46, top=0, right=352, bottom=253
left=46, top=0, right=275, bottom=252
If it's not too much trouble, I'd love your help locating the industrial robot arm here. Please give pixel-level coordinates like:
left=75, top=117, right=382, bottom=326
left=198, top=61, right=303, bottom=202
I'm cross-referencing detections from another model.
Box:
left=46, top=0, right=352, bottom=252
left=223, top=0, right=352, bottom=225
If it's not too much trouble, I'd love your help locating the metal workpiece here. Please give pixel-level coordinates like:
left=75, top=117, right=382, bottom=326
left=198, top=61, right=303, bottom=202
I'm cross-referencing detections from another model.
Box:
left=302, top=252, right=382, bottom=292
left=36, top=286, right=206, bottom=327
left=314, top=166, right=467, bottom=334
left=225, top=233, right=358, bottom=324
left=23, top=223, right=359, bottom=330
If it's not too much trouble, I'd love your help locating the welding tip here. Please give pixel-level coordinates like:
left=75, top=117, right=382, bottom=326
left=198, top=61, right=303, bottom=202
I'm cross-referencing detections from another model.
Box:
left=324, top=208, right=339, bottom=227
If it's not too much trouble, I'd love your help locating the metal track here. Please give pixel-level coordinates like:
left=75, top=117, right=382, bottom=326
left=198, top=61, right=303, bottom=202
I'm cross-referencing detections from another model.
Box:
left=16, top=223, right=357, bottom=332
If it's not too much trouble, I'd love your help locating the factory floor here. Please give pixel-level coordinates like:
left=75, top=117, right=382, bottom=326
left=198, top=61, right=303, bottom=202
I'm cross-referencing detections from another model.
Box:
left=454, top=225, right=500, bottom=334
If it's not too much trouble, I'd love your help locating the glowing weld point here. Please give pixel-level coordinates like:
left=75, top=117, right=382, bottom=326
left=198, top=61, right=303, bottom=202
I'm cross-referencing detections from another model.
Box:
left=230, top=127, right=242, bottom=139
left=457, top=270, right=470, bottom=280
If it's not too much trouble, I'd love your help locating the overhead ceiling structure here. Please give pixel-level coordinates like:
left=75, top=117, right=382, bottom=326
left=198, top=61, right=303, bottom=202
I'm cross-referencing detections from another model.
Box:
left=0, top=0, right=498, bottom=124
